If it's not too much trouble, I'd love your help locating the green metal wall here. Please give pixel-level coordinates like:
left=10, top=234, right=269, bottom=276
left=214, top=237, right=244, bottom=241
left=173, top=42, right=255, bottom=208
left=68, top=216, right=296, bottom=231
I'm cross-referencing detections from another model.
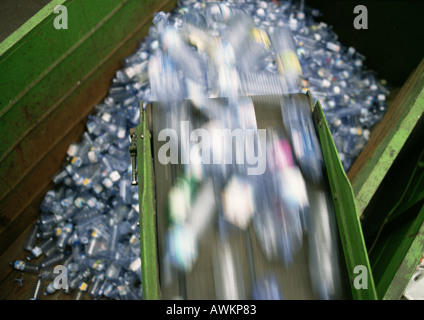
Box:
left=0, top=0, right=177, bottom=256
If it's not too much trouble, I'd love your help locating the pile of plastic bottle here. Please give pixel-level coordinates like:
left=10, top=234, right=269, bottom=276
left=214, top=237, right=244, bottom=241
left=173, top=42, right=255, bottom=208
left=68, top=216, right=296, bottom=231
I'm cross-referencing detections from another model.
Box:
left=10, top=0, right=388, bottom=300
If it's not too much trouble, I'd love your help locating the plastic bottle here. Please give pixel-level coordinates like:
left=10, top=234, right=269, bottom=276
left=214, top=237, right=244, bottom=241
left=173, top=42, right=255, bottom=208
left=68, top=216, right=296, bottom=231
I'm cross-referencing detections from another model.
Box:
left=26, top=237, right=55, bottom=261
left=161, top=26, right=208, bottom=87
left=74, top=281, right=89, bottom=300
left=44, top=281, right=58, bottom=296
left=281, top=96, right=323, bottom=183
left=105, top=262, right=122, bottom=280
left=39, top=270, right=56, bottom=281
left=71, top=163, right=103, bottom=189
left=24, top=221, right=40, bottom=252
left=29, top=276, right=44, bottom=300
left=117, top=278, right=139, bottom=300
left=107, top=224, right=119, bottom=259
left=69, top=268, right=92, bottom=290
left=57, top=223, right=73, bottom=251
left=39, top=252, right=66, bottom=269
left=88, top=273, right=105, bottom=298
left=69, top=134, right=94, bottom=168
left=307, top=185, right=344, bottom=300
left=42, top=240, right=59, bottom=258
left=10, top=260, right=40, bottom=274
left=40, top=190, right=56, bottom=213
left=37, top=229, right=55, bottom=239
left=270, top=26, right=302, bottom=92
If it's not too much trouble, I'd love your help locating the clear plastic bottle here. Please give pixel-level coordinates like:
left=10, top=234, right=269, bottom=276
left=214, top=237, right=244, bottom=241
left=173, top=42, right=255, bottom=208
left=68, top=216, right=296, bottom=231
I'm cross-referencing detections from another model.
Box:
left=42, top=240, right=59, bottom=258
left=88, top=273, right=105, bottom=299
left=56, top=223, right=73, bottom=251
left=10, top=260, right=40, bottom=274
left=39, top=252, right=66, bottom=269
left=40, top=190, right=56, bottom=213
left=24, top=221, right=40, bottom=252
left=105, top=262, right=122, bottom=280
left=52, top=169, right=69, bottom=185
left=307, top=185, right=344, bottom=300
left=69, top=134, right=94, bottom=168
left=74, top=281, right=89, bottom=300
left=26, top=237, right=55, bottom=261
left=148, top=48, right=185, bottom=103
left=69, top=268, right=92, bottom=290
left=71, top=163, right=103, bottom=189
left=37, top=228, right=55, bottom=239
left=270, top=26, right=302, bottom=93
left=116, top=60, right=149, bottom=84
left=40, top=269, right=56, bottom=281
left=107, top=224, right=119, bottom=259
left=117, top=278, right=139, bottom=300
left=281, top=96, right=323, bottom=183
left=44, top=281, right=58, bottom=296
left=118, top=175, right=133, bottom=205
left=29, top=276, right=44, bottom=300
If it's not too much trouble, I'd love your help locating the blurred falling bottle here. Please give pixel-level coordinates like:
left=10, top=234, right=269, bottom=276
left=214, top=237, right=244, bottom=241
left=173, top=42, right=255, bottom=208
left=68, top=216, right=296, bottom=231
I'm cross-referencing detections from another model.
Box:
left=307, top=184, right=345, bottom=300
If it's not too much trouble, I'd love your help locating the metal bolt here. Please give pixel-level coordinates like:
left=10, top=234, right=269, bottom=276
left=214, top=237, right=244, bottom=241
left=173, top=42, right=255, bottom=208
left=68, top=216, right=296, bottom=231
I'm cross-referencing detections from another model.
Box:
left=14, top=274, right=24, bottom=287
left=129, top=128, right=138, bottom=186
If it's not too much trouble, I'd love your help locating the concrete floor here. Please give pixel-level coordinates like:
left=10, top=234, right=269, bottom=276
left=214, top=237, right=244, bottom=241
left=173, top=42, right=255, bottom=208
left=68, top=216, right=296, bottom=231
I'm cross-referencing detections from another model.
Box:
left=0, top=0, right=51, bottom=43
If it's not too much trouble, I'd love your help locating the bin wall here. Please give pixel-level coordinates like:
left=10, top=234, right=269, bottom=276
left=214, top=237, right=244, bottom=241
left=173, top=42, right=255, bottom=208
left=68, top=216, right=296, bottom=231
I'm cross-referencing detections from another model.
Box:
left=0, top=0, right=177, bottom=257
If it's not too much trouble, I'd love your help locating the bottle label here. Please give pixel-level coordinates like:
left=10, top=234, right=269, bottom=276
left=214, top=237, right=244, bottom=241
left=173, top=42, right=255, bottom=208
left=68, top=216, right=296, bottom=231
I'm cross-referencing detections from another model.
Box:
left=91, top=229, right=99, bottom=238
left=79, top=282, right=88, bottom=292
left=83, top=178, right=92, bottom=187
left=129, top=257, right=141, bottom=272
left=93, top=184, right=103, bottom=194
left=14, top=260, right=26, bottom=271
left=74, top=197, right=85, bottom=208
left=71, top=157, right=82, bottom=166
left=86, top=121, right=95, bottom=134
left=92, top=259, right=104, bottom=271
left=103, top=284, right=113, bottom=296
left=322, top=79, right=331, bottom=88
left=129, top=234, right=138, bottom=244
left=117, top=285, right=126, bottom=295
left=276, top=51, right=302, bottom=75
left=46, top=282, right=56, bottom=294
left=101, top=112, right=111, bottom=122
left=88, top=150, right=98, bottom=163
left=117, top=128, right=126, bottom=140
left=102, top=178, right=113, bottom=189
left=67, top=144, right=78, bottom=157
left=64, top=224, right=73, bottom=233
left=46, top=190, right=56, bottom=199
left=326, top=41, right=340, bottom=52
left=87, top=197, right=97, bottom=208
left=74, top=176, right=84, bottom=186
left=32, top=246, right=42, bottom=257
left=109, top=171, right=121, bottom=182
left=250, top=28, right=271, bottom=49
left=125, top=67, right=136, bottom=79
